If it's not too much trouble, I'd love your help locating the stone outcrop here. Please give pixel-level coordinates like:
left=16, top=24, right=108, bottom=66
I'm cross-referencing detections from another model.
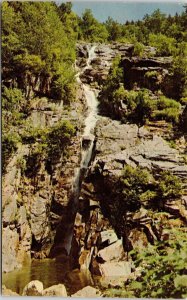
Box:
left=122, top=56, right=180, bottom=99
left=71, top=286, right=102, bottom=298
left=43, top=284, right=67, bottom=297
left=2, top=68, right=53, bottom=99
left=77, top=43, right=177, bottom=102
left=98, top=240, right=125, bottom=262
left=22, top=280, right=44, bottom=296
left=93, top=117, right=187, bottom=179
left=78, top=43, right=134, bottom=85
left=2, top=146, right=32, bottom=272
left=72, top=116, right=186, bottom=277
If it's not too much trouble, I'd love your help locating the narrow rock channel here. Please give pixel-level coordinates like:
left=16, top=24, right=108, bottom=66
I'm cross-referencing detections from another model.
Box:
left=50, top=45, right=100, bottom=257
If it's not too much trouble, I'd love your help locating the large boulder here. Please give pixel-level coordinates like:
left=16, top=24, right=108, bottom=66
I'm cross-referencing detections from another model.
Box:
left=22, top=280, right=43, bottom=296
left=99, top=229, right=118, bottom=246
left=98, top=240, right=125, bottom=262
left=71, top=286, right=102, bottom=297
left=99, top=261, right=132, bottom=277
left=43, top=284, right=67, bottom=297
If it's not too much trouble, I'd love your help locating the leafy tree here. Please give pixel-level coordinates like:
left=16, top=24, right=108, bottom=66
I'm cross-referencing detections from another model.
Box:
left=79, top=9, right=108, bottom=42
left=171, top=42, right=187, bottom=99
left=143, top=9, right=167, bottom=34
left=105, top=17, right=122, bottom=41
left=149, top=33, right=176, bottom=56
left=57, top=2, right=79, bottom=40
left=2, top=2, right=76, bottom=100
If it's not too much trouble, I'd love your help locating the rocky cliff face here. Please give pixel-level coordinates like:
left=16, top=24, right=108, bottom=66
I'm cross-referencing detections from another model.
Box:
left=3, top=42, right=186, bottom=284
left=72, top=117, right=187, bottom=278
left=122, top=57, right=171, bottom=92
left=2, top=82, right=87, bottom=272
left=3, top=71, right=52, bottom=100
left=70, top=43, right=187, bottom=283
left=77, top=43, right=134, bottom=85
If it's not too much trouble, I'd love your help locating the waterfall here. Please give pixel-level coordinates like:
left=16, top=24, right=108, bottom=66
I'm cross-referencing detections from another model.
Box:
left=63, top=45, right=99, bottom=255
left=72, top=44, right=98, bottom=192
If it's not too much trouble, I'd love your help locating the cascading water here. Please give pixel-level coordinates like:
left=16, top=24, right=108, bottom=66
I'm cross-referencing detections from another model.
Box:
left=62, top=45, right=99, bottom=255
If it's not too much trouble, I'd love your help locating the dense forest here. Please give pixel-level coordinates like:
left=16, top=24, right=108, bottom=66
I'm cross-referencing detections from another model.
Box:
left=2, top=1, right=187, bottom=298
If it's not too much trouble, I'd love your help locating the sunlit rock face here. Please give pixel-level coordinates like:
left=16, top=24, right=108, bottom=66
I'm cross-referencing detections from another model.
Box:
left=2, top=41, right=186, bottom=295
left=72, top=114, right=186, bottom=274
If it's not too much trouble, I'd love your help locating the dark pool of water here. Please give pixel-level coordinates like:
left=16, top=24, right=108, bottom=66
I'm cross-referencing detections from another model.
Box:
left=2, top=259, right=95, bottom=296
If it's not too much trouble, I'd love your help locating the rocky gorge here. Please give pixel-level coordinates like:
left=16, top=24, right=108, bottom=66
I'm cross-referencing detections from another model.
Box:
left=2, top=42, right=187, bottom=296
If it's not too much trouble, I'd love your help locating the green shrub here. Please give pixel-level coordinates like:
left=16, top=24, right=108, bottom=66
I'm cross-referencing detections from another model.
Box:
left=133, top=42, right=145, bottom=57
left=127, top=228, right=187, bottom=298
left=149, top=33, right=177, bottom=56
left=112, top=86, right=138, bottom=111
left=119, top=165, right=156, bottom=210
left=157, top=170, right=182, bottom=199
left=134, top=90, right=156, bottom=124
left=16, top=157, right=27, bottom=175
left=2, top=87, right=25, bottom=112
left=153, top=107, right=180, bottom=123
left=21, top=125, right=49, bottom=144
left=47, top=120, right=75, bottom=158
left=104, top=216, right=187, bottom=298
left=144, top=70, right=159, bottom=78
left=108, top=166, right=183, bottom=241
left=157, top=95, right=180, bottom=109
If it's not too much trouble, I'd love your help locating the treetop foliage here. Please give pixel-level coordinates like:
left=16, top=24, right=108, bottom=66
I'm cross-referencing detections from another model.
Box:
left=2, top=1, right=77, bottom=100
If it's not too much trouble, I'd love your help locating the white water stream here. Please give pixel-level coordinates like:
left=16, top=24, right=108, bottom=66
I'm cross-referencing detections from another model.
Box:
left=65, top=45, right=99, bottom=254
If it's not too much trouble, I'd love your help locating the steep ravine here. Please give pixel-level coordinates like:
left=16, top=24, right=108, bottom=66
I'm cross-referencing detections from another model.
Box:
left=2, top=44, right=101, bottom=295
left=49, top=45, right=99, bottom=259
left=2, top=42, right=187, bottom=296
